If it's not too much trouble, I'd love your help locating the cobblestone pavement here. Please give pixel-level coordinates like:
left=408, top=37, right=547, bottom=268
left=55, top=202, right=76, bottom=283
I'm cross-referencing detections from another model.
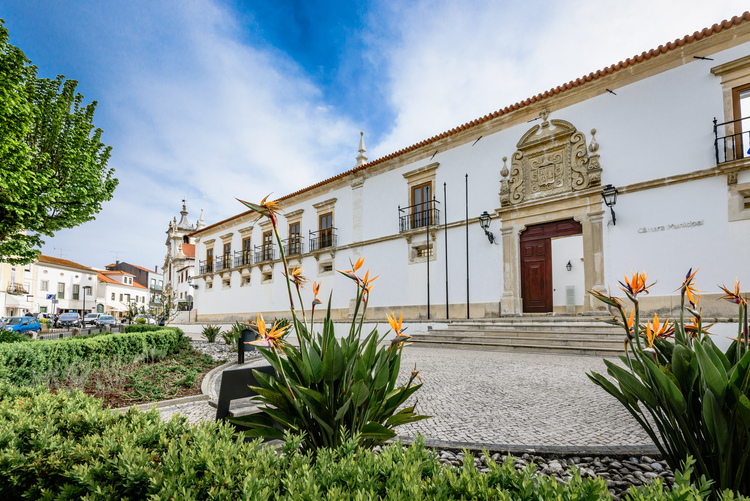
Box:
left=395, top=347, right=651, bottom=448
left=158, top=346, right=652, bottom=449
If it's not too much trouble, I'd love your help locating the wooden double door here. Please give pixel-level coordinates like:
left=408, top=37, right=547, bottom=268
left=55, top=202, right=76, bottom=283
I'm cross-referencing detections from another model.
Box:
left=520, top=219, right=582, bottom=313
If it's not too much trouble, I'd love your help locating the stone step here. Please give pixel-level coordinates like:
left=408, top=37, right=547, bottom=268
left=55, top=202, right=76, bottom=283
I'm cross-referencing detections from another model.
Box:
left=409, top=337, right=624, bottom=357
left=430, top=323, right=621, bottom=333
left=427, top=327, right=623, bottom=340
left=415, top=332, right=624, bottom=348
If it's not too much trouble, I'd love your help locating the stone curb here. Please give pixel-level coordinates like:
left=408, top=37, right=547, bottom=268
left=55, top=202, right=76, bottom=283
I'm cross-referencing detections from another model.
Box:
left=201, top=360, right=235, bottom=398
left=394, top=436, right=661, bottom=457
left=115, top=393, right=210, bottom=413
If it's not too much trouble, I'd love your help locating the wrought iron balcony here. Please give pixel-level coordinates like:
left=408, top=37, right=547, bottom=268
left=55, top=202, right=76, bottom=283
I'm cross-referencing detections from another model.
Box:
left=6, top=283, right=28, bottom=295
left=714, top=116, right=750, bottom=164
left=254, top=243, right=277, bottom=262
left=214, top=254, right=232, bottom=272
left=309, top=229, right=337, bottom=252
left=281, top=236, right=305, bottom=256
left=234, top=249, right=253, bottom=267
left=199, top=259, right=213, bottom=274
left=399, top=200, right=440, bottom=232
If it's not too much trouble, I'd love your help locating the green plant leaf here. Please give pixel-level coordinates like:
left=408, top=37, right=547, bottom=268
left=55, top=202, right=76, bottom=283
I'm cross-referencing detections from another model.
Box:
left=304, top=341, right=323, bottom=384
left=641, top=355, right=687, bottom=414
left=604, top=359, right=658, bottom=407
left=671, top=344, right=698, bottom=393
left=702, top=389, right=730, bottom=456
left=334, top=397, right=352, bottom=422
left=360, top=421, right=396, bottom=441
left=587, top=372, right=633, bottom=408
left=322, top=336, right=344, bottom=382
left=737, top=393, right=750, bottom=433
left=694, top=341, right=728, bottom=405
left=351, top=380, right=369, bottom=407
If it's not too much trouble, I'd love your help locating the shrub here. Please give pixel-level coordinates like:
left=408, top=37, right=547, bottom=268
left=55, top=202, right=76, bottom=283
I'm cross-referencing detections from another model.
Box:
left=135, top=316, right=146, bottom=324
left=588, top=270, right=750, bottom=495
left=1, top=387, right=730, bottom=500
left=0, top=327, right=186, bottom=387
left=230, top=196, right=426, bottom=452
left=200, top=323, right=222, bottom=343
left=0, top=329, right=29, bottom=343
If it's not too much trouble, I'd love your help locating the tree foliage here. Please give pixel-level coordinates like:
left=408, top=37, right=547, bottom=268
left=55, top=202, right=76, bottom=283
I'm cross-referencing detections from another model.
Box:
left=0, top=20, right=118, bottom=264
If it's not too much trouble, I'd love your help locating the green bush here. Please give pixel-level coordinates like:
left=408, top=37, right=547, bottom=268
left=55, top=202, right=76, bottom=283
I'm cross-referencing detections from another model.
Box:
left=1, top=386, right=734, bottom=500
left=0, top=329, right=29, bottom=343
left=0, top=327, right=186, bottom=386
left=135, top=316, right=146, bottom=324
left=124, top=324, right=168, bottom=333
left=588, top=271, right=750, bottom=495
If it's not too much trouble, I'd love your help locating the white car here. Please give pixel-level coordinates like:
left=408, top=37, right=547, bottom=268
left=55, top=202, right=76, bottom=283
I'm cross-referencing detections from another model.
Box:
left=84, top=313, right=102, bottom=326
left=133, top=314, right=156, bottom=325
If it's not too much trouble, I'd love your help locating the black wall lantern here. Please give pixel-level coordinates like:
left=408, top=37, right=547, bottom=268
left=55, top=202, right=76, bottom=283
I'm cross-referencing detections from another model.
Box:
left=478, top=211, right=495, bottom=244
left=566, top=260, right=572, bottom=271
left=187, top=276, right=199, bottom=290
left=601, top=184, right=618, bottom=226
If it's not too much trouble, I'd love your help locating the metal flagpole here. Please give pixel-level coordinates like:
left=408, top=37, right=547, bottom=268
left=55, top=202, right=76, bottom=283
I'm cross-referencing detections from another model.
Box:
left=465, top=174, right=470, bottom=319
left=444, top=182, right=449, bottom=319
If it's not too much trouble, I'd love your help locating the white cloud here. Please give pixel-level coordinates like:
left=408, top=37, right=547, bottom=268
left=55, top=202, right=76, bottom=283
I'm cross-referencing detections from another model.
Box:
left=369, top=0, right=749, bottom=157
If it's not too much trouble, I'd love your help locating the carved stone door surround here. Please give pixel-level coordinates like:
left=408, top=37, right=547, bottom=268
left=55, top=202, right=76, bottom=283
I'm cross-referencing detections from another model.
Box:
left=498, top=111, right=606, bottom=315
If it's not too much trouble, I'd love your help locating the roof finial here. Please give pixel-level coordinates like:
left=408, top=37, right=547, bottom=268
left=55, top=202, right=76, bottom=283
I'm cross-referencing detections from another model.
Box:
left=355, top=131, right=368, bottom=167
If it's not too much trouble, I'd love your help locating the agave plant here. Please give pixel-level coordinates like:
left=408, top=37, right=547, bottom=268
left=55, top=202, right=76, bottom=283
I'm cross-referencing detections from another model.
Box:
left=587, top=270, right=750, bottom=494
left=228, top=195, right=428, bottom=451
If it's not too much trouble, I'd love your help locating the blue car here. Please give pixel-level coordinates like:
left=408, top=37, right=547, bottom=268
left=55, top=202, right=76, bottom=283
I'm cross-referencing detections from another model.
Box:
left=4, top=316, right=41, bottom=334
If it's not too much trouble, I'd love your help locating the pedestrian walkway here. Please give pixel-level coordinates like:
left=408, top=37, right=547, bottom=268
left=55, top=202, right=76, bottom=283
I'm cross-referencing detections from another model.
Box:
left=157, top=345, right=653, bottom=451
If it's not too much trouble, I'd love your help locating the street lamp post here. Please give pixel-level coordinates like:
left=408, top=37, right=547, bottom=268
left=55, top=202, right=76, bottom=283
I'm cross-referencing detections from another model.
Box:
left=82, top=286, right=92, bottom=318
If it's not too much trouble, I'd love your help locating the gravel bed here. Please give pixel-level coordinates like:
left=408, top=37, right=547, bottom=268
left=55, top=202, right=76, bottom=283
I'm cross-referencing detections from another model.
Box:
left=190, top=340, right=263, bottom=362
left=372, top=447, right=674, bottom=500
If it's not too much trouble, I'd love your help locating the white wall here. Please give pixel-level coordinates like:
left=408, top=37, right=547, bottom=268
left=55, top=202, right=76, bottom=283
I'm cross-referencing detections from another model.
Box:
left=551, top=235, right=585, bottom=308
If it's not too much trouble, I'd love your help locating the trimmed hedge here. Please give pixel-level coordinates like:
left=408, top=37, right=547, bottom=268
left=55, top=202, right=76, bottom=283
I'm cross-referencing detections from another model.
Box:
left=0, top=386, right=740, bottom=500
left=0, top=327, right=186, bottom=386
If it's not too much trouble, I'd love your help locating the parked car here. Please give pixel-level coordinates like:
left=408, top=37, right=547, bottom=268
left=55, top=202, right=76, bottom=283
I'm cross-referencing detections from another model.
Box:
left=133, top=314, right=156, bottom=325
left=55, top=312, right=82, bottom=328
left=83, top=313, right=102, bottom=326
left=96, top=315, right=116, bottom=327
left=4, top=316, right=41, bottom=334
left=0, top=319, right=5, bottom=331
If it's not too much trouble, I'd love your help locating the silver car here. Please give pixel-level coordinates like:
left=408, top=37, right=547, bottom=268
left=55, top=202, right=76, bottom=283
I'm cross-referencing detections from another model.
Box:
left=96, top=315, right=116, bottom=327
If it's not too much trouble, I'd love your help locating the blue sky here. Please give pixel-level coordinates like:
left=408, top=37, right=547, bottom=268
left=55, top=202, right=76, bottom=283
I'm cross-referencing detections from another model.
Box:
left=1, top=0, right=747, bottom=270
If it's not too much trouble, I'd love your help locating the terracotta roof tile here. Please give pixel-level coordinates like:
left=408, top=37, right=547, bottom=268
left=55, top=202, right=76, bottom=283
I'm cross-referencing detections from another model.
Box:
left=97, top=272, right=147, bottom=289
left=38, top=255, right=95, bottom=273
left=190, top=12, right=750, bottom=236
left=182, top=243, right=195, bottom=258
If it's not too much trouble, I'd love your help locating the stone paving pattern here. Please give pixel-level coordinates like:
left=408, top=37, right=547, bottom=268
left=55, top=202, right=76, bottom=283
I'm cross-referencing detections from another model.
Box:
left=160, top=343, right=652, bottom=449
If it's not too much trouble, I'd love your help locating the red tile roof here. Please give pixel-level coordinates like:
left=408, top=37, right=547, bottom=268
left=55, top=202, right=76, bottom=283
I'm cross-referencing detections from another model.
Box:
left=190, top=11, right=750, bottom=237
left=97, top=273, right=147, bottom=289
left=38, top=255, right=95, bottom=273
left=100, top=270, right=134, bottom=276
left=182, top=243, right=195, bottom=258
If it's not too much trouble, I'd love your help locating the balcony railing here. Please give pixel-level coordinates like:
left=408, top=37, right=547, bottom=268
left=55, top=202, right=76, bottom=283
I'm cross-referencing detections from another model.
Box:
left=309, top=228, right=337, bottom=252
left=150, top=284, right=163, bottom=292
left=214, top=254, right=232, bottom=272
left=714, top=116, right=750, bottom=164
left=6, top=283, right=28, bottom=295
left=399, top=199, right=440, bottom=232
left=281, top=236, right=305, bottom=256
left=254, top=244, right=277, bottom=262
left=199, top=259, right=213, bottom=274
left=234, top=249, right=253, bottom=267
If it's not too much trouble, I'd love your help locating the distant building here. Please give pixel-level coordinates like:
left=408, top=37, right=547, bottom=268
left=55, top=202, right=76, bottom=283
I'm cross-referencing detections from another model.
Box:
left=96, top=270, right=150, bottom=319
left=1, top=255, right=99, bottom=316
left=163, top=203, right=203, bottom=319
left=105, top=261, right=163, bottom=310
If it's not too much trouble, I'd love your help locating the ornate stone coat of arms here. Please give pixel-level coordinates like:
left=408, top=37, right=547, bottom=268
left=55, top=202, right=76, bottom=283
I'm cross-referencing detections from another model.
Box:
left=500, top=111, right=601, bottom=206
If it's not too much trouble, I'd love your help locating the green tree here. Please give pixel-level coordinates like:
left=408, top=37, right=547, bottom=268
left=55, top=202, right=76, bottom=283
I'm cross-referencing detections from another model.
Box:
left=0, top=20, right=118, bottom=265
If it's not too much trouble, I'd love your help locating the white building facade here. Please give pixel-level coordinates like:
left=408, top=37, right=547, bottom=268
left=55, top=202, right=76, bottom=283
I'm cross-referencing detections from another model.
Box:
left=189, top=14, right=750, bottom=324
left=96, top=271, right=150, bottom=319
